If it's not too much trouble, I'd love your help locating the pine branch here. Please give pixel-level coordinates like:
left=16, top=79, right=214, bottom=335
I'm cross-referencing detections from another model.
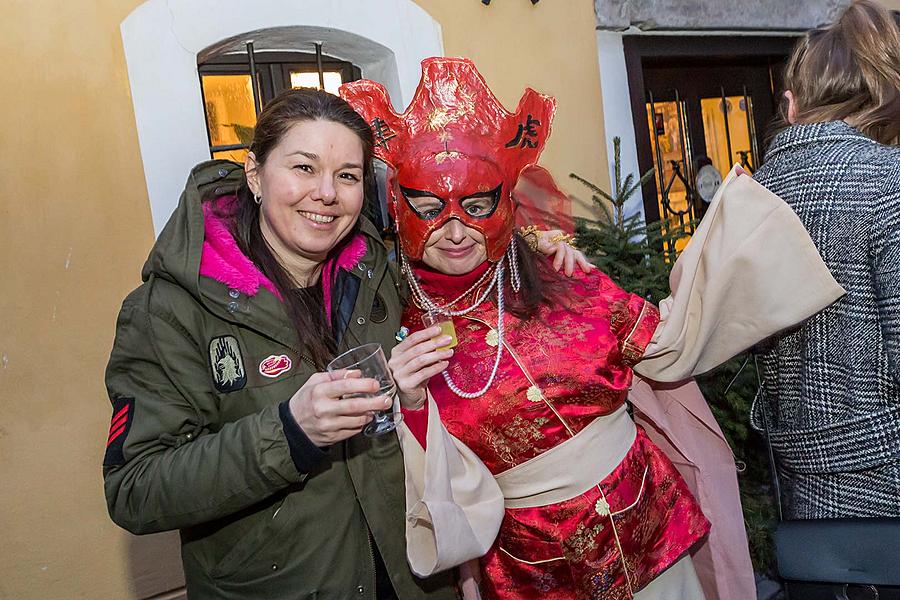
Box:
left=613, top=137, right=622, bottom=198
left=569, top=172, right=616, bottom=204
left=621, top=173, right=635, bottom=197
left=622, top=168, right=656, bottom=202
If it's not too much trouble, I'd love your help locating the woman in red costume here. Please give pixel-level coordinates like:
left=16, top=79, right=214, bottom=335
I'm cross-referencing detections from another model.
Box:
left=340, top=58, right=843, bottom=599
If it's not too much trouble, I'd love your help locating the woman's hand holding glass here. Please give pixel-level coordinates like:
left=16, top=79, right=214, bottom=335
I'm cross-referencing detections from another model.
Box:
left=327, top=344, right=400, bottom=436
left=388, top=325, right=455, bottom=410
left=287, top=370, right=392, bottom=446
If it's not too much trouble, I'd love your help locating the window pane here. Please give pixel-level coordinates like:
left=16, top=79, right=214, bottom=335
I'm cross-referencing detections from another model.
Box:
left=700, top=96, right=753, bottom=177
left=290, top=71, right=344, bottom=95
left=645, top=100, right=693, bottom=252
left=202, top=74, right=257, bottom=147
left=212, top=148, right=249, bottom=163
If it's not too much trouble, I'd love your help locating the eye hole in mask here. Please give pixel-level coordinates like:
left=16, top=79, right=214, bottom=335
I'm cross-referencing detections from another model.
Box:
left=459, top=185, right=502, bottom=219
left=400, top=186, right=446, bottom=220
left=400, top=185, right=502, bottom=221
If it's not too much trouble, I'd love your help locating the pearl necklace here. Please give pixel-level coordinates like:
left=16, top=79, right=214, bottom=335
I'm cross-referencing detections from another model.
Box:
left=403, top=244, right=522, bottom=399
left=404, top=260, right=498, bottom=317
left=442, top=261, right=505, bottom=398
left=405, top=254, right=509, bottom=398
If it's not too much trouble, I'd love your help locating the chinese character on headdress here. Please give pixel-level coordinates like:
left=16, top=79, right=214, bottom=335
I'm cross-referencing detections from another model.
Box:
left=505, top=114, right=542, bottom=149
left=370, top=117, right=397, bottom=150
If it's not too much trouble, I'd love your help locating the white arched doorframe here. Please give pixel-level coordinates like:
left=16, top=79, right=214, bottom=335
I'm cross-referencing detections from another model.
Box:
left=121, top=0, right=443, bottom=235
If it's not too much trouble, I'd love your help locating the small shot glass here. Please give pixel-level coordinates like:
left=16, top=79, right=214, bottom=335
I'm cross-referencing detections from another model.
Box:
left=421, top=311, right=458, bottom=350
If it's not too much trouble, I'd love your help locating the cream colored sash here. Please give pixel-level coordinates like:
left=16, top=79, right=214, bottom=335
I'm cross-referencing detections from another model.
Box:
left=635, top=166, right=845, bottom=382
left=398, top=402, right=635, bottom=577
left=495, top=405, right=634, bottom=508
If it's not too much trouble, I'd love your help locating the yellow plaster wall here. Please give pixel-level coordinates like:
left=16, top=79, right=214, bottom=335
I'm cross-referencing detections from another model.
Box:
left=415, top=0, right=610, bottom=204
left=0, top=1, right=184, bottom=598
left=0, top=0, right=607, bottom=598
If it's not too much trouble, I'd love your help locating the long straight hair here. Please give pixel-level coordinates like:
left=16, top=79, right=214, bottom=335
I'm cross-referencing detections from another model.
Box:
left=776, top=0, right=900, bottom=145
left=501, top=236, right=570, bottom=320
left=226, top=89, right=375, bottom=368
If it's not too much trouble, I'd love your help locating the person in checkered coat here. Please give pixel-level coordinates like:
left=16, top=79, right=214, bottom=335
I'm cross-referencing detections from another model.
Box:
left=751, top=0, right=900, bottom=518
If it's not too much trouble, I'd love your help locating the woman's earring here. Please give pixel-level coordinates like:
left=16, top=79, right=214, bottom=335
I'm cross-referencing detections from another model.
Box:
left=507, top=243, right=522, bottom=294
left=254, top=193, right=262, bottom=205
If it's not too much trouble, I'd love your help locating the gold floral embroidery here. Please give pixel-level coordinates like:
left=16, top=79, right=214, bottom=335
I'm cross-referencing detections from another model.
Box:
left=433, top=150, right=461, bottom=164
left=608, top=299, right=628, bottom=331
left=515, top=313, right=594, bottom=349
left=480, top=414, right=549, bottom=466
left=550, top=503, right=584, bottom=523
left=583, top=568, right=622, bottom=598
left=456, top=85, right=477, bottom=117
left=554, top=384, right=625, bottom=409
left=563, top=522, right=605, bottom=562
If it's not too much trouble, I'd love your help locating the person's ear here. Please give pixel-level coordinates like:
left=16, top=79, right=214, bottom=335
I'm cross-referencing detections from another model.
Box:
left=784, top=90, right=798, bottom=124
left=245, top=152, right=261, bottom=195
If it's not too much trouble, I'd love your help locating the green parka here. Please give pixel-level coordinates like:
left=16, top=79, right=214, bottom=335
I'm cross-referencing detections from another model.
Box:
left=103, top=161, right=457, bottom=599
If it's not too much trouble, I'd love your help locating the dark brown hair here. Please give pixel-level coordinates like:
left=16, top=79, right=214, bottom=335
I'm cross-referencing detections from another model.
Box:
left=502, top=236, right=570, bottom=320
left=231, top=88, right=375, bottom=368
left=777, top=0, right=900, bottom=144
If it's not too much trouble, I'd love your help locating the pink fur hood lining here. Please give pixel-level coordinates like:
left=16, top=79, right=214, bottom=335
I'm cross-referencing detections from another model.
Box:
left=199, top=196, right=368, bottom=323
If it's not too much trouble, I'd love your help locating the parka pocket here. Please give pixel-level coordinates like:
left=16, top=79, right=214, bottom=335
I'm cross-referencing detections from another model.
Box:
left=209, top=497, right=286, bottom=581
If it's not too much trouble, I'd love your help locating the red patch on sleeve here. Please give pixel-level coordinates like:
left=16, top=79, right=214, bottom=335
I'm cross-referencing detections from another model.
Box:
left=103, top=396, right=134, bottom=467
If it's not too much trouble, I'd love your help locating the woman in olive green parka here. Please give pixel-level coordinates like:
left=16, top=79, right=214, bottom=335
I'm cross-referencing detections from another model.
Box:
left=103, top=90, right=458, bottom=599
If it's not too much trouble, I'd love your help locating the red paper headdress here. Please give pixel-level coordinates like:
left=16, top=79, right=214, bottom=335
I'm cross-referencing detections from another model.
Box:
left=340, top=57, right=557, bottom=261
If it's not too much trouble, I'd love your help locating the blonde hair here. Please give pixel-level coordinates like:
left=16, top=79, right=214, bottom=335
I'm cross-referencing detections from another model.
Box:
left=782, top=0, right=900, bottom=145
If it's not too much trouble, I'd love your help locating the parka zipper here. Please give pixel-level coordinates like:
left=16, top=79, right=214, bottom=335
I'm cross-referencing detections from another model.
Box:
left=366, top=527, right=377, bottom=599
left=344, top=434, right=379, bottom=600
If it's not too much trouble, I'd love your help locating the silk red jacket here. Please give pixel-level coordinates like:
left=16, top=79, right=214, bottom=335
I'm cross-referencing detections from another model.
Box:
left=402, top=261, right=710, bottom=599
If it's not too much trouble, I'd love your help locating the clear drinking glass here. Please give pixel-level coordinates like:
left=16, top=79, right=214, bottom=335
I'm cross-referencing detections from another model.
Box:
left=327, top=343, right=401, bottom=437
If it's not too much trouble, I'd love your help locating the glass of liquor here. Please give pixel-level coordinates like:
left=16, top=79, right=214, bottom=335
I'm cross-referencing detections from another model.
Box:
left=327, top=343, right=400, bottom=436
left=421, top=311, right=458, bottom=350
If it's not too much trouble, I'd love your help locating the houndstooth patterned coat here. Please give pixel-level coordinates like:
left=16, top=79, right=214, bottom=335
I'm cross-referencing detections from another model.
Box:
left=751, top=121, right=900, bottom=519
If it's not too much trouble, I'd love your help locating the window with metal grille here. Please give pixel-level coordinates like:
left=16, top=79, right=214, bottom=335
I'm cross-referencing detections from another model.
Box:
left=198, top=44, right=361, bottom=163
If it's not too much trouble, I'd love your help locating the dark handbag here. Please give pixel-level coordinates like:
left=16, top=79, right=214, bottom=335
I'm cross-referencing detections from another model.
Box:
left=756, top=358, right=900, bottom=600
left=774, top=519, right=900, bottom=599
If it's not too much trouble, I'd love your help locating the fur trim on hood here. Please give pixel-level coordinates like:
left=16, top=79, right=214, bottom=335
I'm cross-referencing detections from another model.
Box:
left=199, top=195, right=367, bottom=322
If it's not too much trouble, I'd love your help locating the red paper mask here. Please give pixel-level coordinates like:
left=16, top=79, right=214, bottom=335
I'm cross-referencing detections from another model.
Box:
left=340, top=57, right=556, bottom=261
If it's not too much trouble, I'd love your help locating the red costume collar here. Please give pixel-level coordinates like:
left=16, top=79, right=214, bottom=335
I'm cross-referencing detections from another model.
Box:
left=410, top=260, right=492, bottom=302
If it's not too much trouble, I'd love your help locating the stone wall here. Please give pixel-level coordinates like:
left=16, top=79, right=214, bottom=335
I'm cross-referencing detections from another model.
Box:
left=595, top=0, right=851, bottom=31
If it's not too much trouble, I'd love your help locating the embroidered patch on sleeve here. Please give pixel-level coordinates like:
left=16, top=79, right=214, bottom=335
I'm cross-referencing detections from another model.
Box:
left=103, top=396, right=134, bottom=467
left=209, top=335, right=246, bottom=392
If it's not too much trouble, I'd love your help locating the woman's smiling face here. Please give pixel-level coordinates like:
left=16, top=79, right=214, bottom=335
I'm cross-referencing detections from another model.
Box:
left=247, top=119, right=365, bottom=279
